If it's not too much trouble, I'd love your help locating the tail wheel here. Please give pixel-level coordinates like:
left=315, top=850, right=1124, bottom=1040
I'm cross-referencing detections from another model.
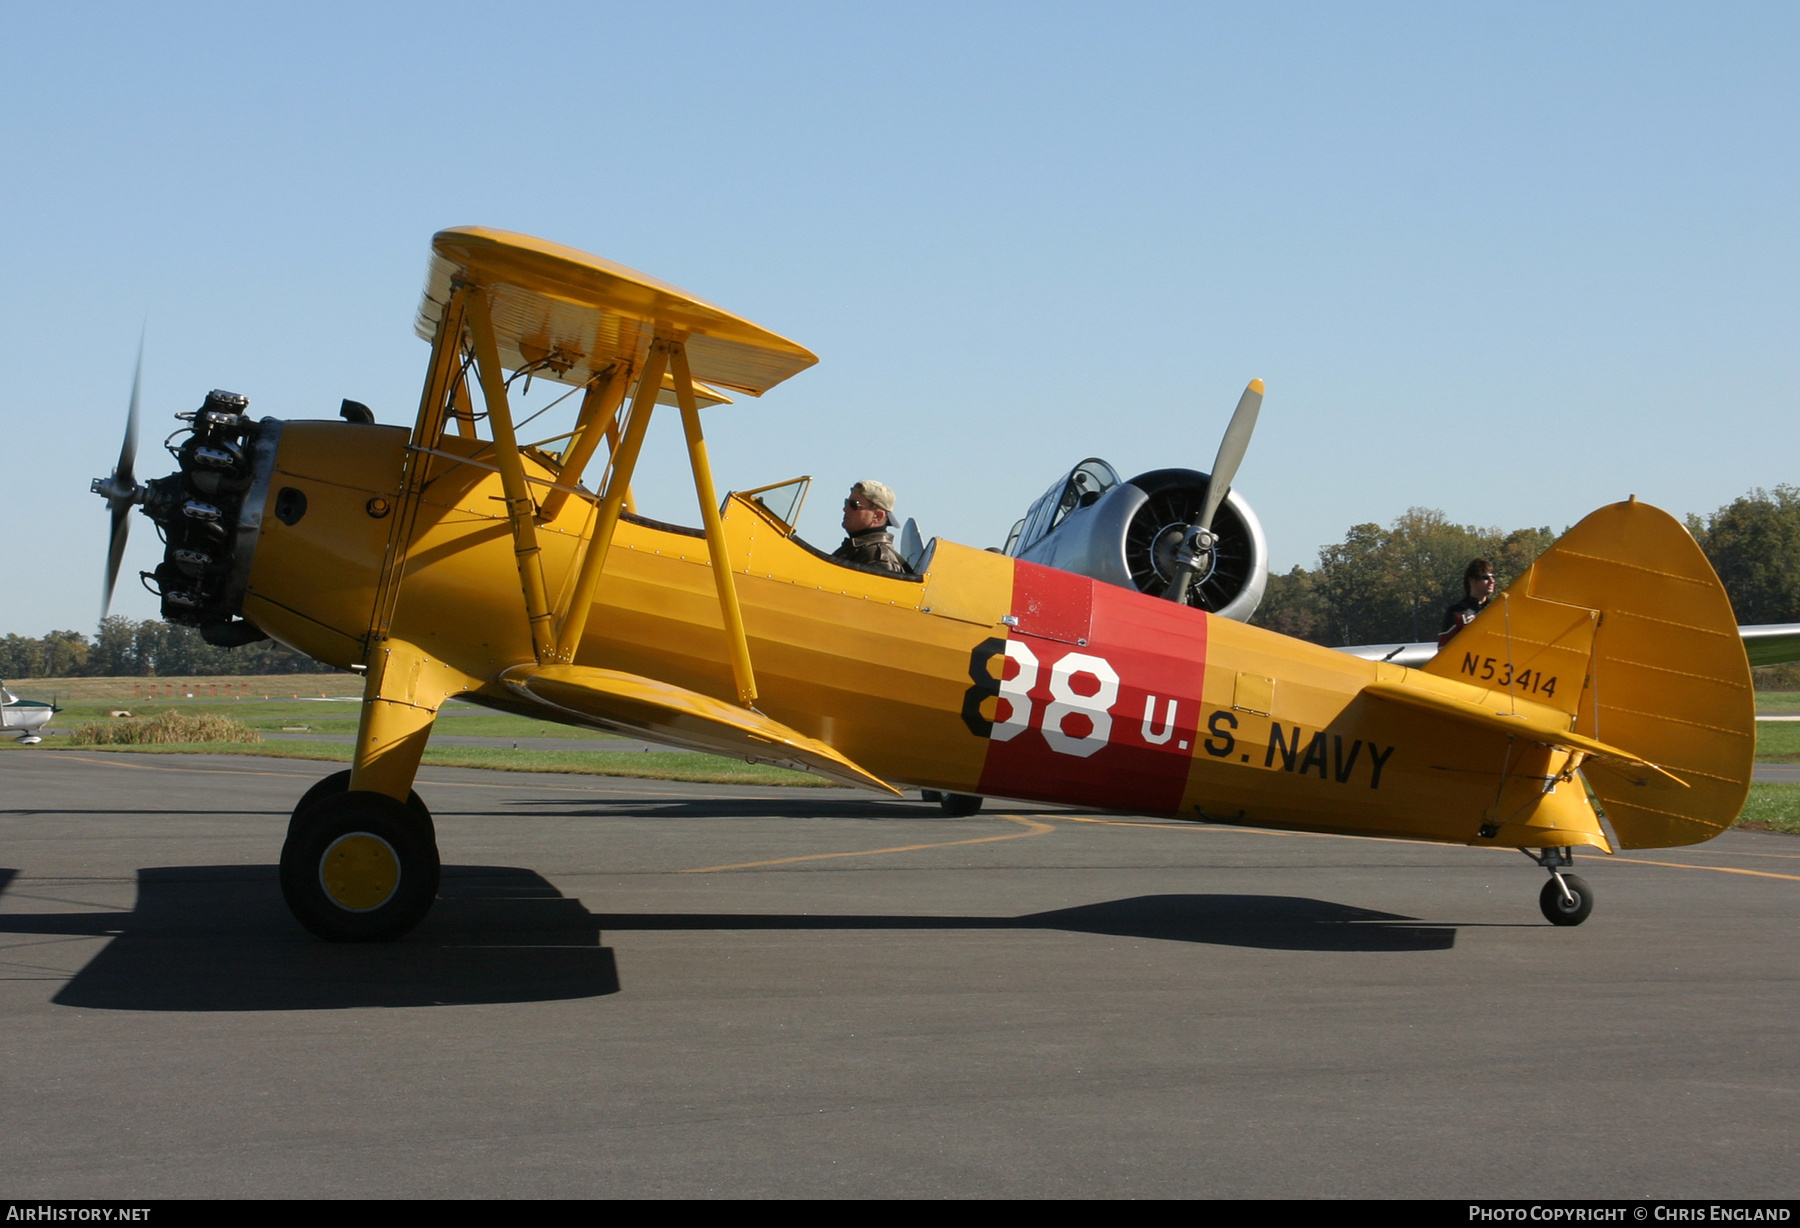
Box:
left=1539, top=874, right=1594, bottom=926
left=939, top=793, right=984, bottom=817
left=280, top=790, right=440, bottom=941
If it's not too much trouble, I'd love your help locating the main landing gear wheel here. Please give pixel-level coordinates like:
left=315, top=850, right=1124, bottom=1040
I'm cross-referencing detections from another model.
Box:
left=939, top=792, right=984, bottom=817
left=280, top=791, right=441, bottom=941
left=1539, top=873, right=1595, bottom=927
left=289, top=769, right=430, bottom=833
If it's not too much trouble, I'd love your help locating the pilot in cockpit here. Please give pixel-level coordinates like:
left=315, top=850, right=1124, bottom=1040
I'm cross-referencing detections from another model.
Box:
left=831, top=480, right=911, bottom=574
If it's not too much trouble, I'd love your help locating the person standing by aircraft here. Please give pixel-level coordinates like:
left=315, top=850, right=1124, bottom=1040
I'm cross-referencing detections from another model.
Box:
left=833, top=480, right=910, bottom=574
left=1439, top=558, right=1497, bottom=648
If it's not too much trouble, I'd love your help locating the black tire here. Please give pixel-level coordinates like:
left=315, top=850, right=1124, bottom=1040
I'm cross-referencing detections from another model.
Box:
left=1539, top=873, right=1594, bottom=926
left=280, top=790, right=441, bottom=941
left=289, top=769, right=432, bottom=837
left=939, top=792, right=984, bottom=817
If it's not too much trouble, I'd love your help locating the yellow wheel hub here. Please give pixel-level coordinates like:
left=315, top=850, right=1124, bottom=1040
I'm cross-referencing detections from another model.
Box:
left=319, top=833, right=401, bottom=912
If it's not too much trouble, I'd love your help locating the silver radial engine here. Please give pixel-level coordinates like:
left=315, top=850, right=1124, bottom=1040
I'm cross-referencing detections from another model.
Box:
left=1002, top=380, right=1269, bottom=621
left=1010, top=462, right=1268, bottom=621
left=92, top=387, right=276, bottom=646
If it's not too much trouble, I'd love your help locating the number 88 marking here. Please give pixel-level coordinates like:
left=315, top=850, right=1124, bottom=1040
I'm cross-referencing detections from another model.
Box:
left=990, top=640, right=1039, bottom=743
left=1043, top=653, right=1119, bottom=757
left=962, top=640, right=1120, bottom=758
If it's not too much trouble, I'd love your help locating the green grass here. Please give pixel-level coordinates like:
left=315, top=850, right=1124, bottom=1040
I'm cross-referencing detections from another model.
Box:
left=22, top=697, right=625, bottom=740
left=36, top=737, right=829, bottom=787
left=0, top=674, right=366, bottom=705
left=1737, top=783, right=1800, bottom=834
left=1756, top=690, right=1800, bottom=714
left=228, top=710, right=624, bottom=739
left=1754, top=721, right=1800, bottom=762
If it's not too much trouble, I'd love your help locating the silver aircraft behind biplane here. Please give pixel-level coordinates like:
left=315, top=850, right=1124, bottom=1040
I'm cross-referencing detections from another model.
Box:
left=90, top=228, right=1758, bottom=943
left=997, top=456, right=1800, bottom=669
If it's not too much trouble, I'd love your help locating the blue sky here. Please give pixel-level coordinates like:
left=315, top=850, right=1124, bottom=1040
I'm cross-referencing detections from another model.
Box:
left=3, top=2, right=1794, bottom=635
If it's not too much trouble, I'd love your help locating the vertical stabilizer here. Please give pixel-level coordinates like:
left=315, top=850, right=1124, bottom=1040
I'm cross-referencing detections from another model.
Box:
left=1423, top=500, right=1754, bottom=847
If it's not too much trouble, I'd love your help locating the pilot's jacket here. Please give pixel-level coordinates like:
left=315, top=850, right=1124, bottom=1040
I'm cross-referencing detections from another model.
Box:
left=831, top=528, right=910, bottom=574
left=1438, top=594, right=1490, bottom=649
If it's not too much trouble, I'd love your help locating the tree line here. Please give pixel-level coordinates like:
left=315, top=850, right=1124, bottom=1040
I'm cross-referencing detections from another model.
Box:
left=0, top=617, right=338, bottom=679
left=5, top=485, right=1796, bottom=679
left=1252, top=485, right=1800, bottom=647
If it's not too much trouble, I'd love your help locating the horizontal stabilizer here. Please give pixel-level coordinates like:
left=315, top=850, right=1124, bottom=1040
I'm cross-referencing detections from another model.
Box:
left=1362, top=680, right=1687, bottom=791
left=500, top=663, right=899, bottom=795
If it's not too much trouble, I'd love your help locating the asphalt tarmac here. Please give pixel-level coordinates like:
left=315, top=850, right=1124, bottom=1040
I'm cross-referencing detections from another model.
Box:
left=1, top=750, right=1795, bottom=1199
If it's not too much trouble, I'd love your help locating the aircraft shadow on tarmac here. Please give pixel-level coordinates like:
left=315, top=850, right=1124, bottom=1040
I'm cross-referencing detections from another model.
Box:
left=0, top=865, right=621, bottom=1012
left=0, top=866, right=1451, bottom=1012
left=591, top=896, right=1456, bottom=954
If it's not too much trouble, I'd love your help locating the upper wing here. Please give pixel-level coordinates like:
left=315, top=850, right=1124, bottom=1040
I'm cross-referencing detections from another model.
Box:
left=499, top=663, right=899, bottom=795
left=418, top=227, right=817, bottom=396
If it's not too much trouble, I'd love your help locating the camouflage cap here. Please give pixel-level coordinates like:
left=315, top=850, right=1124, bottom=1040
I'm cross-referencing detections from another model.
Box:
left=853, top=480, right=896, bottom=513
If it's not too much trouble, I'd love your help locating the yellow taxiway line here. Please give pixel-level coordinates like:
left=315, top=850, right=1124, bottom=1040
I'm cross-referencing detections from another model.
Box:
left=1602, top=855, right=1800, bottom=883
left=681, top=815, right=1055, bottom=873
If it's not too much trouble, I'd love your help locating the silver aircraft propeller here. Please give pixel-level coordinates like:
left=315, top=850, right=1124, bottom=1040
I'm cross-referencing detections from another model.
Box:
left=1167, top=378, right=1264, bottom=607
left=91, top=341, right=147, bottom=616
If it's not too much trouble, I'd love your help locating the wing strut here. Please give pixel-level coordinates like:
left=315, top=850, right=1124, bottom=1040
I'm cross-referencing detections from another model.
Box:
left=384, top=230, right=798, bottom=709
left=369, top=282, right=471, bottom=645
left=670, top=341, right=757, bottom=706
left=464, top=288, right=558, bottom=663
left=553, top=339, right=668, bottom=662
left=538, top=365, right=630, bottom=523
left=549, top=335, right=760, bottom=705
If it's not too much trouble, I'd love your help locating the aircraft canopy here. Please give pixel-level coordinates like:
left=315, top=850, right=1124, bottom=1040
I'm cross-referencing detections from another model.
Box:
left=416, top=227, right=818, bottom=397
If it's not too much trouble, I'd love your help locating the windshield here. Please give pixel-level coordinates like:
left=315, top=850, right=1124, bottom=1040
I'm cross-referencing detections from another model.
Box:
left=727, top=476, right=811, bottom=534
left=1009, top=459, right=1120, bottom=556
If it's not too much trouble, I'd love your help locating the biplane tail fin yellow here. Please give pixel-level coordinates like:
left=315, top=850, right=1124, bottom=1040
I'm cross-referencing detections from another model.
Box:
left=1418, top=499, right=1756, bottom=848
left=500, top=664, right=901, bottom=795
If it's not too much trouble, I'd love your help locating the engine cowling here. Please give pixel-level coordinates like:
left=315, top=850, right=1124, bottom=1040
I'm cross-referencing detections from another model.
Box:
left=1008, top=462, right=1268, bottom=622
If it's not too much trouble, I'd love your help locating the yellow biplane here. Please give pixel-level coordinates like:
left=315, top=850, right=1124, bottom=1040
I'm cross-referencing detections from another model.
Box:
left=91, top=228, right=1757, bottom=941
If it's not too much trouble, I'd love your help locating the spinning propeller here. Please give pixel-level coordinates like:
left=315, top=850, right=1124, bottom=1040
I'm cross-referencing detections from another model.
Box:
left=90, top=342, right=147, bottom=615
left=1165, top=378, right=1264, bottom=606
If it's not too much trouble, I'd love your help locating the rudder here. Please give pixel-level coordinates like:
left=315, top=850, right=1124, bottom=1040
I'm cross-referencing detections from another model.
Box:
left=1424, top=499, right=1754, bottom=848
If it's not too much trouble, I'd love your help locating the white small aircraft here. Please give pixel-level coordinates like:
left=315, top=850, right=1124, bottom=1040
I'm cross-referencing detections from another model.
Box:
left=1, top=684, right=58, bottom=744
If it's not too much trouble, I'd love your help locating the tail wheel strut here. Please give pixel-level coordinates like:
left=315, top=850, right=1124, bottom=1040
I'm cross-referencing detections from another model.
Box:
left=1524, top=847, right=1595, bottom=926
